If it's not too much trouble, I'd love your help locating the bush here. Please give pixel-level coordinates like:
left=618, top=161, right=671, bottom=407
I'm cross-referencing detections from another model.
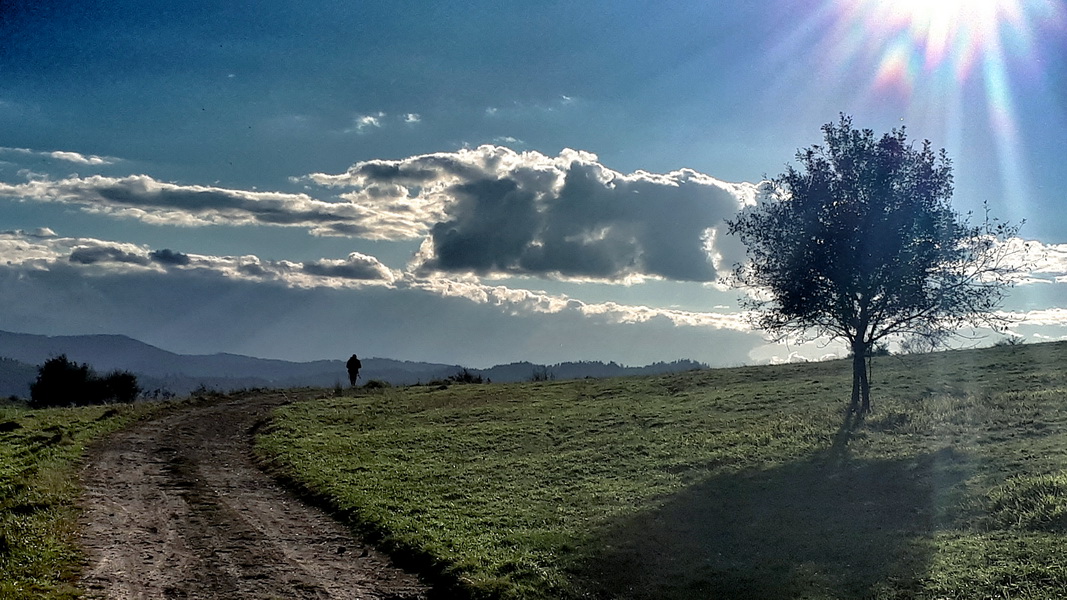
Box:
left=29, top=355, right=141, bottom=407
left=448, top=368, right=484, bottom=384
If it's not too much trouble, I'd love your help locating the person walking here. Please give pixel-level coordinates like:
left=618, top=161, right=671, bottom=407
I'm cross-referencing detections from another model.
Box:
left=346, top=354, right=362, bottom=386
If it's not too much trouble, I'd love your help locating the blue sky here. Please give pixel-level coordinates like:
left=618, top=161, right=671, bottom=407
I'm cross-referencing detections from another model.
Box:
left=1, top=0, right=1066, bottom=367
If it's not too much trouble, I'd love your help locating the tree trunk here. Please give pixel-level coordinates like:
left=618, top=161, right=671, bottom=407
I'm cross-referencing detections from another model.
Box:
left=850, top=340, right=871, bottom=414
left=849, top=344, right=863, bottom=414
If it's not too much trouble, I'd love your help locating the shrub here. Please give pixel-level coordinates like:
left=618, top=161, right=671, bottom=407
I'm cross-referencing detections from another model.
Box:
left=448, top=368, right=484, bottom=384
left=29, top=355, right=141, bottom=407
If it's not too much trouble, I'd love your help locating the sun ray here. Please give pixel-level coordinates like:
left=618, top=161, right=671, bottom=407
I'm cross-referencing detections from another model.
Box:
left=815, top=0, right=1066, bottom=226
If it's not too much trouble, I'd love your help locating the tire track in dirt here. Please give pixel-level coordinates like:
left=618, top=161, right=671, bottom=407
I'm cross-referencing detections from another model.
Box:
left=78, top=391, right=430, bottom=599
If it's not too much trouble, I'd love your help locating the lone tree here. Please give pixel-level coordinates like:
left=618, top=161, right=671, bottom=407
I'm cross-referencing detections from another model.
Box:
left=727, top=115, right=1021, bottom=415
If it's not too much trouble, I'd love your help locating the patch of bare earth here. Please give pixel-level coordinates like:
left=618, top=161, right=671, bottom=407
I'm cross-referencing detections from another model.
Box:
left=78, top=390, right=430, bottom=599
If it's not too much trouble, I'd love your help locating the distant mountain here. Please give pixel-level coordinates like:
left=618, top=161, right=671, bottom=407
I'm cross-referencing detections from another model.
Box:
left=475, top=359, right=705, bottom=383
left=0, top=356, right=38, bottom=398
left=0, top=330, right=706, bottom=398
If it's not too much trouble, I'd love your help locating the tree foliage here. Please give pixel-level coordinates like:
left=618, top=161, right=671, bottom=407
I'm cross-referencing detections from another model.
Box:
left=727, top=115, right=1021, bottom=415
left=29, top=355, right=141, bottom=407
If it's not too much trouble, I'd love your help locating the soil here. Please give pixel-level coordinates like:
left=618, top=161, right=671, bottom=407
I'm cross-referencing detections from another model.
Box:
left=78, top=390, right=431, bottom=599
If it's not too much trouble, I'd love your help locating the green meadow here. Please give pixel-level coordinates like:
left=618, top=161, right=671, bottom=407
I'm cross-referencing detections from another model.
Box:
left=0, top=401, right=161, bottom=599
left=257, top=341, right=1067, bottom=599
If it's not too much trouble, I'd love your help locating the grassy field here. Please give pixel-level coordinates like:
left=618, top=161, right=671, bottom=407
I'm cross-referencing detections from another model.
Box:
left=257, top=341, right=1067, bottom=599
left=0, top=401, right=164, bottom=599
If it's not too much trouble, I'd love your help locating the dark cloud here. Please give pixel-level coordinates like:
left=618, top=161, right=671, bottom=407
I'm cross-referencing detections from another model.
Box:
left=149, top=248, right=191, bottom=266
left=400, top=148, right=754, bottom=282
left=427, top=178, right=542, bottom=273
left=0, top=175, right=363, bottom=235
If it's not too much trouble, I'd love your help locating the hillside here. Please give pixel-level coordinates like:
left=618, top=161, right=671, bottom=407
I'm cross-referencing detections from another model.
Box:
left=259, top=340, right=1067, bottom=599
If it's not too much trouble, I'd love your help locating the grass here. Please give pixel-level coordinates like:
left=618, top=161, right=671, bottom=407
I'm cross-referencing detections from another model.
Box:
left=257, top=340, right=1067, bottom=599
left=0, top=401, right=166, bottom=599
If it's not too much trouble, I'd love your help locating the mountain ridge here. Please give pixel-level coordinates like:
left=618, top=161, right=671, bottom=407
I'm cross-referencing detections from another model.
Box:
left=0, top=330, right=705, bottom=398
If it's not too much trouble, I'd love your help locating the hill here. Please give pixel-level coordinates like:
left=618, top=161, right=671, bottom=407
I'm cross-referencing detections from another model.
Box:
left=259, top=340, right=1067, bottom=599
left=0, top=331, right=705, bottom=397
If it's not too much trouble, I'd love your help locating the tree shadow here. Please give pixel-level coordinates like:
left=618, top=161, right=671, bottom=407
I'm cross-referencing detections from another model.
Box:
left=574, top=449, right=966, bottom=599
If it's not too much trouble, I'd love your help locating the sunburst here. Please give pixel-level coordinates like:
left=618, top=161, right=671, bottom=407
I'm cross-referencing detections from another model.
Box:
left=827, top=0, right=1064, bottom=223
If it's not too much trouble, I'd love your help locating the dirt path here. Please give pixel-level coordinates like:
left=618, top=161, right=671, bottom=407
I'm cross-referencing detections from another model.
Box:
left=78, top=390, right=431, bottom=599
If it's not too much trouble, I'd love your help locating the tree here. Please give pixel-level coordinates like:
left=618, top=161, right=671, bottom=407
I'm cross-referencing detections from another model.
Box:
left=29, top=355, right=92, bottom=408
left=29, top=355, right=141, bottom=407
left=727, top=115, right=1020, bottom=416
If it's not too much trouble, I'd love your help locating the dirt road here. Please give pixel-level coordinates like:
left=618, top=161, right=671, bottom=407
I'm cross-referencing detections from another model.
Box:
left=78, top=390, right=431, bottom=599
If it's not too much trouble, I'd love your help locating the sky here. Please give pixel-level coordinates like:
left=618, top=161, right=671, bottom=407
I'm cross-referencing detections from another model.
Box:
left=1, top=0, right=1066, bottom=368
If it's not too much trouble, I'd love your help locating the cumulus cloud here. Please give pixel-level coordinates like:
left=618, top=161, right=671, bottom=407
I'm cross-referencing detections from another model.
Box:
left=308, top=145, right=758, bottom=282
left=2, top=147, right=758, bottom=283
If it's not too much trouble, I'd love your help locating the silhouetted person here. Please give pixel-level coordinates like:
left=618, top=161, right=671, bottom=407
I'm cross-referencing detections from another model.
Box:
left=346, top=354, right=362, bottom=386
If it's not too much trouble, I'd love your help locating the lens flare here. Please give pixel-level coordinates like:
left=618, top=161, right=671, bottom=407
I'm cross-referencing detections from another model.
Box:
left=830, top=0, right=1064, bottom=221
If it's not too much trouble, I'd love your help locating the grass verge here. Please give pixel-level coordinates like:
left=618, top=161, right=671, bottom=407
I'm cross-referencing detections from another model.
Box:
left=257, top=341, right=1067, bottom=599
left=0, top=401, right=166, bottom=599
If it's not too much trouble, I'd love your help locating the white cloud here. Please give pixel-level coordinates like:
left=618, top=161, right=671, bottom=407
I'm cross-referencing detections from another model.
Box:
left=1002, top=307, right=1067, bottom=327
left=48, top=151, right=113, bottom=165
left=0, top=146, right=118, bottom=166
left=402, top=113, right=421, bottom=123
left=407, top=274, right=750, bottom=331
left=347, top=112, right=386, bottom=133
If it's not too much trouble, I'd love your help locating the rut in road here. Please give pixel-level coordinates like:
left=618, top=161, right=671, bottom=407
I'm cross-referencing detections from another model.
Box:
left=78, top=390, right=431, bottom=599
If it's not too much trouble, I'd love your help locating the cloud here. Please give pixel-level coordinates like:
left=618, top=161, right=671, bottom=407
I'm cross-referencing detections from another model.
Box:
left=347, top=112, right=386, bottom=133
left=0, top=231, right=397, bottom=288
left=69, top=245, right=150, bottom=266
left=149, top=248, right=192, bottom=266
left=0, top=146, right=116, bottom=165
left=2, top=147, right=757, bottom=283
left=49, top=151, right=114, bottom=165
left=407, top=274, right=750, bottom=331
left=1002, top=307, right=1067, bottom=327
left=302, top=252, right=398, bottom=283
left=308, top=145, right=759, bottom=282
left=402, top=113, right=421, bottom=123
left=0, top=175, right=375, bottom=237
left=0, top=229, right=745, bottom=332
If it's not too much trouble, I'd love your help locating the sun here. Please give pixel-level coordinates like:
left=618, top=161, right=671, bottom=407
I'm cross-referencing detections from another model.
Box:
left=819, top=0, right=1064, bottom=222
left=841, top=0, right=1033, bottom=84
left=886, top=0, right=1017, bottom=72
